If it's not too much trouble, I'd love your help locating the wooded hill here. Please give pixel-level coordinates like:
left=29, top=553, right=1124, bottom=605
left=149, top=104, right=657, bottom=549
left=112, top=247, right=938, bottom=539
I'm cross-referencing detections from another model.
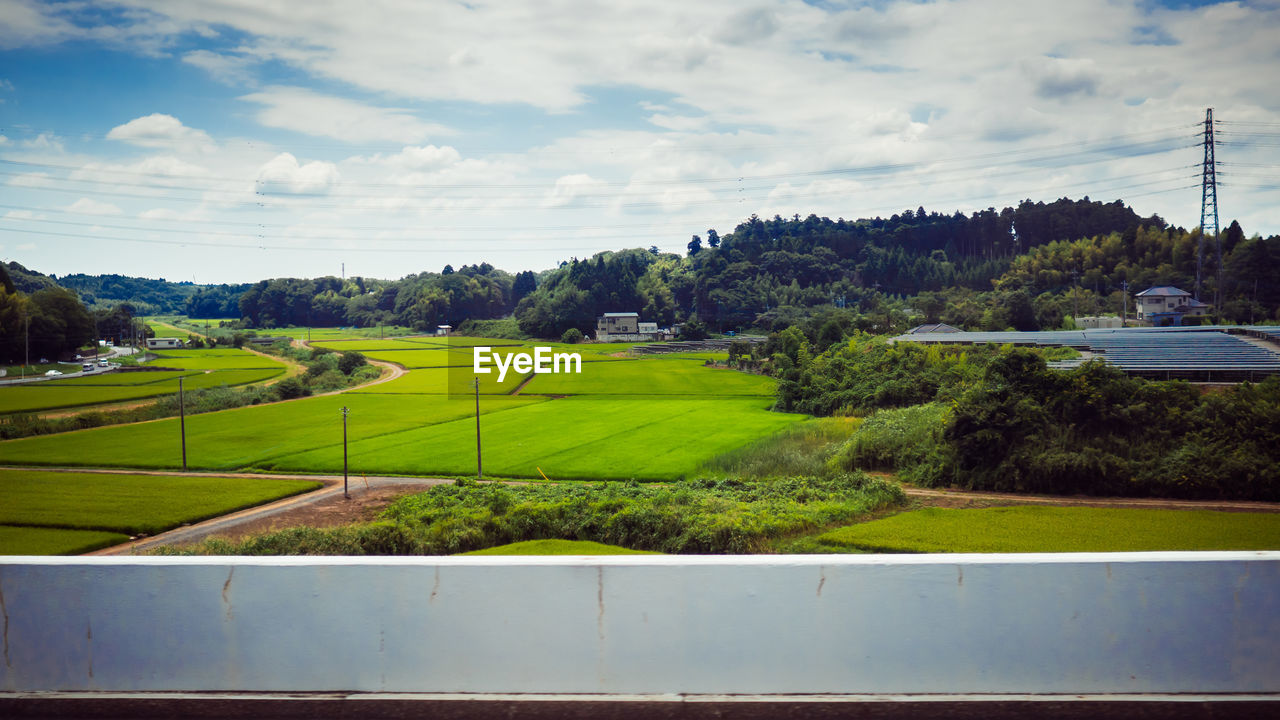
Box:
left=10, top=196, right=1279, bottom=341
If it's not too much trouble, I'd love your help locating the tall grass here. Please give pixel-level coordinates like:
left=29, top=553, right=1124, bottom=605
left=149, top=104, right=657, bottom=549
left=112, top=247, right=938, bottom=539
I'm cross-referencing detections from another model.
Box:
left=828, top=403, right=948, bottom=483
left=698, top=417, right=859, bottom=478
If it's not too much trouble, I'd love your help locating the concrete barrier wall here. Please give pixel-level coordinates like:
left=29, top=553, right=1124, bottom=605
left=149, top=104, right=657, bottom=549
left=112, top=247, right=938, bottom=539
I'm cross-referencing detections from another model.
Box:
left=2, top=553, right=1278, bottom=695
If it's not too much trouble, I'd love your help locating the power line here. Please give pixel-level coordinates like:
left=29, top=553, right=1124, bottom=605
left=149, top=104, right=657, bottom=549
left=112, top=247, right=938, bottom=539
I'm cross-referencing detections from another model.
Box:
left=0, top=125, right=1198, bottom=191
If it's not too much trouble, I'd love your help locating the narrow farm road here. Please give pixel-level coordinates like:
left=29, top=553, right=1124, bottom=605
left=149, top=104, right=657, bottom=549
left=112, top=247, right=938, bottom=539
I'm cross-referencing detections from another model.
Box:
left=77, top=470, right=460, bottom=555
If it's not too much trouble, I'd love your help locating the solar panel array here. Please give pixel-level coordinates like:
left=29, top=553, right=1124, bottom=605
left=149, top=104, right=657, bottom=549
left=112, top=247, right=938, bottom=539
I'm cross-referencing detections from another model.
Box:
left=893, top=326, right=1280, bottom=381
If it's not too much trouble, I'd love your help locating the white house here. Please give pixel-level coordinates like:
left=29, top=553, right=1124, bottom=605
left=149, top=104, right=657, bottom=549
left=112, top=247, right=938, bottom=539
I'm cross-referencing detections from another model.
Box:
left=596, top=313, right=667, bottom=342
left=1134, top=286, right=1211, bottom=325
left=145, top=337, right=183, bottom=349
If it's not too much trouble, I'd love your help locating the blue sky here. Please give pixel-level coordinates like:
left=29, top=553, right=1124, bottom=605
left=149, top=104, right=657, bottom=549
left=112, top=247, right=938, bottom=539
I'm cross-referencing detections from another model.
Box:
left=1, top=0, right=1278, bottom=283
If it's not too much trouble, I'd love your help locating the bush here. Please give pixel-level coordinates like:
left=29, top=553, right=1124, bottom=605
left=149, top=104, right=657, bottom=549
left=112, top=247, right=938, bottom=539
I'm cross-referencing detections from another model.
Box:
left=560, top=327, right=584, bottom=344
left=272, top=377, right=310, bottom=400
left=338, top=351, right=367, bottom=375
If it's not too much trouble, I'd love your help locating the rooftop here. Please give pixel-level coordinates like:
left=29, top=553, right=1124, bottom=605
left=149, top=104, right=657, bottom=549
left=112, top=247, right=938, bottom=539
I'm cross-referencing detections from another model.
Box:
left=1135, top=286, right=1191, bottom=298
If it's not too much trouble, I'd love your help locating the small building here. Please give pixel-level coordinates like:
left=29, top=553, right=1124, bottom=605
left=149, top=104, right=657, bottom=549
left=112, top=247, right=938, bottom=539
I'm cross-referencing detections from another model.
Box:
left=1074, top=316, right=1124, bottom=329
left=436, top=325, right=453, bottom=336
left=596, top=312, right=667, bottom=342
left=1135, top=286, right=1211, bottom=326
left=145, top=338, right=183, bottom=349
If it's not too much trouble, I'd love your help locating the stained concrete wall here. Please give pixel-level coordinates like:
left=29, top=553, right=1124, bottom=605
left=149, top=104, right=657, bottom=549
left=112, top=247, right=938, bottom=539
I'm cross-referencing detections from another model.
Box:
left=2, top=553, right=1278, bottom=695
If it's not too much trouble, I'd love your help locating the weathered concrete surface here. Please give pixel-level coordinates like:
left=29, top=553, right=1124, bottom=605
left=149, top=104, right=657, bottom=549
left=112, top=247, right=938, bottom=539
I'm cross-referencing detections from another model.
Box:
left=1, top=554, right=1278, bottom=705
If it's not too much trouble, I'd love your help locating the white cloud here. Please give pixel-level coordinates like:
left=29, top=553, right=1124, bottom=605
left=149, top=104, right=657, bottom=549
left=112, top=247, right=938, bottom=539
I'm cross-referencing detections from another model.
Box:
left=7, top=172, right=53, bottom=188
left=3, top=209, right=44, bottom=221
left=240, top=86, right=451, bottom=144
left=66, top=198, right=124, bottom=216
left=20, top=132, right=63, bottom=152
left=0, top=0, right=78, bottom=49
left=255, top=152, right=339, bottom=194
left=106, top=114, right=215, bottom=152
left=182, top=49, right=257, bottom=85
left=543, top=174, right=606, bottom=208
left=351, top=145, right=463, bottom=171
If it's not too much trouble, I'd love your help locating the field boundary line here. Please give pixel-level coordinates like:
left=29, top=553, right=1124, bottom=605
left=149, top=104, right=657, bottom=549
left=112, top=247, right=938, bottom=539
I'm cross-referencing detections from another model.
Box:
left=903, top=486, right=1280, bottom=513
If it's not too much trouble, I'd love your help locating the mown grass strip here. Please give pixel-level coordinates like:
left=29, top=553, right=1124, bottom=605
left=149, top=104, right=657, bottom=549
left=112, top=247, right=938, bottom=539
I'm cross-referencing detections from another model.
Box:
left=817, top=506, right=1280, bottom=553
left=459, top=539, right=661, bottom=555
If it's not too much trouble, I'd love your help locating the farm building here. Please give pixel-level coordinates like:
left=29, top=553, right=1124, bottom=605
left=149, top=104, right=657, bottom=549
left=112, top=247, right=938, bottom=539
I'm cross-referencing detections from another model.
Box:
left=1134, top=286, right=1210, bottom=325
left=436, top=325, right=452, bottom=336
left=145, top=338, right=183, bottom=349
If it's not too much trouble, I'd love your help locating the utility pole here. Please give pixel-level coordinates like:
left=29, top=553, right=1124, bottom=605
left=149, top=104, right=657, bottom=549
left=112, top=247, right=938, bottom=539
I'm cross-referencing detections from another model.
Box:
left=474, top=377, right=482, bottom=480
left=1121, top=280, right=1129, bottom=327
left=1196, top=107, right=1220, bottom=307
left=178, top=377, right=187, bottom=471
left=341, top=406, right=350, bottom=499
left=23, top=312, right=29, bottom=379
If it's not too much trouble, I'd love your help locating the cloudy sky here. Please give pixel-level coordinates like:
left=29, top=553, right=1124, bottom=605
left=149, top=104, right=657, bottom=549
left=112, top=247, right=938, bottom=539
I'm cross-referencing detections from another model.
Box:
left=1, top=0, right=1278, bottom=284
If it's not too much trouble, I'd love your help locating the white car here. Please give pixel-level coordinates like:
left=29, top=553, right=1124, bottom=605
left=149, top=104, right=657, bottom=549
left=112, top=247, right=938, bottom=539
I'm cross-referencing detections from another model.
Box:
left=45, top=369, right=63, bottom=376
left=98, top=360, right=110, bottom=368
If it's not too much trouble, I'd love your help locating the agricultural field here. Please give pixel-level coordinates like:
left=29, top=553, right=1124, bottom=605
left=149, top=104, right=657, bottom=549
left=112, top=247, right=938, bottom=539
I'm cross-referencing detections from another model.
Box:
left=0, top=348, right=288, bottom=414
left=0, top=393, right=546, bottom=471
left=0, top=468, right=320, bottom=554
left=0, top=333, right=800, bottom=480
left=814, top=506, right=1280, bottom=553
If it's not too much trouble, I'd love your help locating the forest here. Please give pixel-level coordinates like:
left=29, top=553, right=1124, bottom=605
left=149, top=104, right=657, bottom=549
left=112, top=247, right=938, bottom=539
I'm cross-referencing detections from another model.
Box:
left=758, top=329, right=1280, bottom=501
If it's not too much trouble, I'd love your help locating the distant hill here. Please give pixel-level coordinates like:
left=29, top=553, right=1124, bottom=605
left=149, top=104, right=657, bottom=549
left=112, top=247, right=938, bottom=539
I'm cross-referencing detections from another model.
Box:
left=4, top=261, right=60, bottom=294
left=54, top=274, right=250, bottom=317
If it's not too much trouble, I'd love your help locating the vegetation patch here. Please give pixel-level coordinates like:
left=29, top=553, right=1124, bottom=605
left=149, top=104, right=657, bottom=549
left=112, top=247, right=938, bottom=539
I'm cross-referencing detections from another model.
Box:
left=157, top=473, right=904, bottom=555
left=816, top=506, right=1280, bottom=553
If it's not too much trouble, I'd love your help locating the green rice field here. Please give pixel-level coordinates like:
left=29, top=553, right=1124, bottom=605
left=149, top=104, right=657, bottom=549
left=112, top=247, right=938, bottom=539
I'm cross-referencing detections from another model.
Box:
left=816, top=506, right=1280, bottom=553
left=0, top=334, right=800, bottom=479
left=0, top=525, right=128, bottom=555
left=0, top=468, right=321, bottom=554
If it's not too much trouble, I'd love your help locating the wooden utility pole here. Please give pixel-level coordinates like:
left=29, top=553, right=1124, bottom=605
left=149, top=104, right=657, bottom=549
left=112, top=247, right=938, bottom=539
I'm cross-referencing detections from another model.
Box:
left=178, top=377, right=187, bottom=471
left=474, top=377, right=482, bottom=480
left=342, top=406, right=350, bottom=499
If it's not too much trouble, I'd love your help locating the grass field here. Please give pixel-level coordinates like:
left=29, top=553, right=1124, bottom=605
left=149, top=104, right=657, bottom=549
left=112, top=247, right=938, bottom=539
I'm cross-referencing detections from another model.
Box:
left=0, top=361, right=287, bottom=414
left=0, top=468, right=320, bottom=554
left=522, top=357, right=773, bottom=396
left=0, top=328, right=804, bottom=482
left=0, top=525, right=128, bottom=555
left=262, top=395, right=800, bottom=480
left=459, top=539, right=661, bottom=555
left=815, top=506, right=1280, bottom=553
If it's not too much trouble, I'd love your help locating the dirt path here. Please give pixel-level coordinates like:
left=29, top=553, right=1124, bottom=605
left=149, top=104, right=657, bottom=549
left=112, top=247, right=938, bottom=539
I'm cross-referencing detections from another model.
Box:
left=82, top=471, right=461, bottom=555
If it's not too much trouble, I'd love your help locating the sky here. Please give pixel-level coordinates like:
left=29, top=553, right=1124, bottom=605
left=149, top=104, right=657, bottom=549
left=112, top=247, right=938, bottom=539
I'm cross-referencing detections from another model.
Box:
left=1, top=0, right=1278, bottom=285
